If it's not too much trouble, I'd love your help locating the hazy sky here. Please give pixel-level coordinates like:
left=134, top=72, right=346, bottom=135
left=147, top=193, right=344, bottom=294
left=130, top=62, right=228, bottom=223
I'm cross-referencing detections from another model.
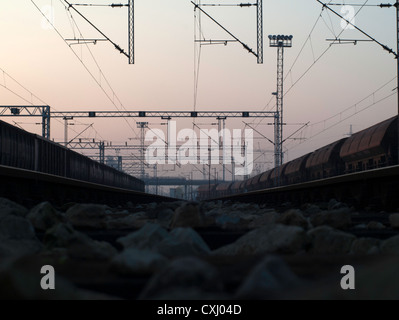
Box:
left=0, top=1, right=398, bottom=182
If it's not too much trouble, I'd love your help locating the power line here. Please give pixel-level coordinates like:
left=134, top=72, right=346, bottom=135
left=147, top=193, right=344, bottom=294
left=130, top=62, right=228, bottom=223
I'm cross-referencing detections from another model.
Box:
left=254, top=1, right=371, bottom=135
left=0, top=67, right=92, bottom=138
left=31, top=1, right=140, bottom=139
left=314, top=76, right=396, bottom=126
left=287, top=92, right=396, bottom=151
left=285, top=77, right=397, bottom=151
left=317, top=0, right=397, bottom=57
left=0, top=83, right=35, bottom=106
left=62, top=0, right=129, bottom=58
left=283, top=0, right=371, bottom=98
left=253, top=6, right=325, bottom=127
left=191, top=1, right=258, bottom=58
left=0, top=68, right=48, bottom=105
left=61, top=1, right=140, bottom=138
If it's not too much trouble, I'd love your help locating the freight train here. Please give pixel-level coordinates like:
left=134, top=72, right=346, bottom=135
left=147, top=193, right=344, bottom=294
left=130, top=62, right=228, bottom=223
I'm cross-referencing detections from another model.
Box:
left=198, top=116, right=398, bottom=200
left=0, top=119, right=145, bottom=192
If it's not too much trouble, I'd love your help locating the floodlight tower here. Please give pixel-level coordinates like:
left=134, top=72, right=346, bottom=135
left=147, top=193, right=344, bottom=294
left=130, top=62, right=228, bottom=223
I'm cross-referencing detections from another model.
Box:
left=269, top=35, right=293, bottom=168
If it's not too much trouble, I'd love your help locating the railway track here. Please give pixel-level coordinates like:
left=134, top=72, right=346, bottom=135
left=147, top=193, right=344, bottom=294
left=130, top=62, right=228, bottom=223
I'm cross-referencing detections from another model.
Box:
left=214, top=165, right=399, bottom=211
left=1, top=163, right=399, bottom=300
left=0, top=164, right=173, bottom=207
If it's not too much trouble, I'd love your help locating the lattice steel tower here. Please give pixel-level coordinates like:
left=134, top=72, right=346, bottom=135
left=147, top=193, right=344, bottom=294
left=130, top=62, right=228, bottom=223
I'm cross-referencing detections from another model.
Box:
left=128, top=0, right=134, bottom=64
left=269, top=35, right=293, bottom=168
left=137, top=122, right=148, bottom=179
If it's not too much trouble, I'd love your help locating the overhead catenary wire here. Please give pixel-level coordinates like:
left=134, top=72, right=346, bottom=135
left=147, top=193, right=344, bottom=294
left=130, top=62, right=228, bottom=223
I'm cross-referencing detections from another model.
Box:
left=12, top=1, right=261, bottom=182
left=0, top=68, right=48, bottom=105
left=60, top=1, right=172, bottom=148
left=31, top=0, right=141, bottom=140
left=316, top=0, right=397, bottom=57
left=260, top=0, right=336, bottom=116
left=251, top=0, right=394, bottom=168
left=192, top=122, right=235, bottom=176
left=191, top=1, right=257, bottom=58
left=313, top=76, right=396, bottom=127
left=278, top=0, right=397, bottom=149
left=284, top=76, right=397, bottom=151
left=253, top=6, right=325, bottom=126
left=60, top=4, right=138, bottom=133
left=286, top=91, right=396, bottom=152
left=61, top=0, right=129, bottom=58
left=283, top=0, right=373, bottom=99
left=325, top=6, right=338, bottom=38
left=0, top=66, right=98, bottom=138
left=254, top=0, right=372, bottom=137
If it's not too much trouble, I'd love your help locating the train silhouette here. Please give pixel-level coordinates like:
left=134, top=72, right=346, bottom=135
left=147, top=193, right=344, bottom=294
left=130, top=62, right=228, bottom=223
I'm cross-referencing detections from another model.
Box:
left=0, top=119, right=144, bottom=193
left=197, top=116, right=398, bottom=200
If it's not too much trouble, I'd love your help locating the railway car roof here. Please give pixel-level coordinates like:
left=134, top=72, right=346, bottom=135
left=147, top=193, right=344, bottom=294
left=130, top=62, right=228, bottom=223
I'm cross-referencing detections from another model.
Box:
left=249, top=173, right=263, bottom=186
left=270, top=162, right=290, bottom=179
left=285, top=154, right=311, bottom=175
left=216, top=182, right=232, bottom=191
left=306, top=138, right=347, bottom=168
left=244, top=177, right=254, bottom=188
left=340, top=116, right=397, bottom=159
left=259, top=170, right=272, bottom=183
left=197, top=185, right=211, bottom=192
left=230, top=181, right=243, bottom=191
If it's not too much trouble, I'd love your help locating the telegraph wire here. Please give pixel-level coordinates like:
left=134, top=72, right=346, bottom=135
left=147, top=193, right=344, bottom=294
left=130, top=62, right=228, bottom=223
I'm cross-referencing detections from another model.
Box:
left=31, top=0, right=140, bottom=140
left=0, top=67, right=95, bottom=138
left=286, top=91, right=396, bottom=151
left=59, top=4, right=169, bottom=151
left=60, top=2, right=169, bottom=145
left=254, top=0, right=371, bottom=135
left=317, top=0, right=397, bottom=57
left=285, top=76, right=397, bottom=151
